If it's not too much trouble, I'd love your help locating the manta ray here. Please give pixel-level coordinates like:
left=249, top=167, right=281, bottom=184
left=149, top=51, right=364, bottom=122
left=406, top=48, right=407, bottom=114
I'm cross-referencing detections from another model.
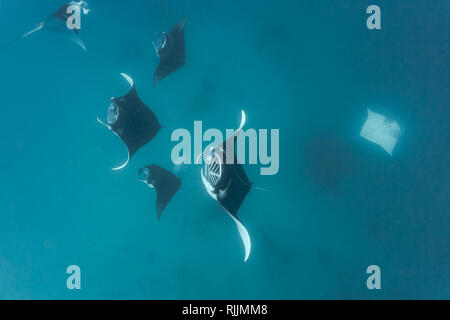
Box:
left=22, top=1, right=90, bottom=51
left=97, top=73, right=161, bottom=170
left=153, top=17, right=187, bottom=86
left=199, top=110, right=253, bottom=262
left=138, top=165, right=182, bottom=219
left=360, top=108, right=402, bottom=156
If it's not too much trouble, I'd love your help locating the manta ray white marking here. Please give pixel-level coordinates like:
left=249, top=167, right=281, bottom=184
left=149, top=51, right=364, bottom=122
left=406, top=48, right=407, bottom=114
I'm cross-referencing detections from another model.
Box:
left=111, top=153, right=130, bottom=171
left=120, top=73, right=134, bottom=88
left=22, top=22, right=45, bottom=38
left=360, top=108, right=402, bottom=156
left=96, top=116, right=111, bottom=130
left=70, top=35, right=87, bottom=51
left=195, top=110, right=246, bottom=165
left=70, top=1, right=91, bottom=14
left=226, top=211, right=251, bottom=262
left=238, top=109, right=246, bottom=132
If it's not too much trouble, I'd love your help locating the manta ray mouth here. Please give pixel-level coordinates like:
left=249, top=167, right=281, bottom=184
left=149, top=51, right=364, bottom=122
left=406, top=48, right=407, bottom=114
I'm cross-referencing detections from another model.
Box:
left=107, top=103, right=119, bottom=125
left=203, top=152, right=222, bottom=187
left=138, top=167, right=150, bottom=182
left=138, top=167, right=155, bottom=188
left=152, top=32, right=167, bottom=55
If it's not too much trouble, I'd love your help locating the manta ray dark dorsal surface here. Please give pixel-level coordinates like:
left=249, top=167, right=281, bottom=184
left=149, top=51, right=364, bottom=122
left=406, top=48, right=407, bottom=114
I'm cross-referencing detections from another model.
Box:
left=215, top=138, right=252, bottom=217
left=52, top=4, right=71, bottom=20
left=97, top=74, right=161, bottom=170
left=154, top=17, right=187, bottom=86
left=110, top=86, right=160, bottom=158
left=138, top=165, right=181, bottom=219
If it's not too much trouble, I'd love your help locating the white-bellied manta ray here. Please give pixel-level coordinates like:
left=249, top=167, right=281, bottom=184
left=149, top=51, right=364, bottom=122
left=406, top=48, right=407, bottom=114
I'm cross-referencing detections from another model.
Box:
left=22, top=1, right=90, bottom=51
left=198, top=110, right=253, bottom=262
left=360, top=108, right=402, bottom=156
left=138, top=165, right=182, bottom=220
left=97, top=73, right=161, bottom=170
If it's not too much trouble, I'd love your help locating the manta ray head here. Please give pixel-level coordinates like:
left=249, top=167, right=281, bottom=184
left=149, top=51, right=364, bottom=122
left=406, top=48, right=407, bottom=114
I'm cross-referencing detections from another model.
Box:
left=152, top=32, right=167, bottom=56
left=107, top=103, right=119, bottom=125
left=76, top=1, right=91, bottom=14
left=138, top=167, right=155, bottom=188
left=202, top=147, right=223, bottom=188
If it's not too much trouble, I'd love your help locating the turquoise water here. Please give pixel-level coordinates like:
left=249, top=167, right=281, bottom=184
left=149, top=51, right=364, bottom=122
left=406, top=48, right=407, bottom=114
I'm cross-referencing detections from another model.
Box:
left=0, top=0, right=448, bottom=299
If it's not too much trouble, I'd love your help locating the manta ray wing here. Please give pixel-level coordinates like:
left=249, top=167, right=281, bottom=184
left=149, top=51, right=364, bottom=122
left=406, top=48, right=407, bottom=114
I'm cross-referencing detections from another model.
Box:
left=360, top=108, right=401, bottom=156
left=139, top=165, right=181, bottom=219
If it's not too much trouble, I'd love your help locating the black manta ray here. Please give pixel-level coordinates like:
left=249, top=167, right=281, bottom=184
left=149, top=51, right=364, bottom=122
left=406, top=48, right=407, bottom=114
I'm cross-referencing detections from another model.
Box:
left=97, top=73, right=161, bottom=170
left=153, top=17, right=187, bottom=86
left=22, top=1, right=90, bottom=51
left=199, top=110, right=252, bottom=262
left=138, top=165, right=181, bottom=219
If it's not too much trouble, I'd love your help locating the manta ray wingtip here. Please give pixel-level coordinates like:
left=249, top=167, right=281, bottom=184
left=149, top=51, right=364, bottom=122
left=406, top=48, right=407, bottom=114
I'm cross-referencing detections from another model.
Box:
left=112, top=153, right=130, bottom=171
left=120, top=73, right=134, bottom=88
left=239, top=109, right=246, bottom=131
left=96, top=116, right=111, bottom=130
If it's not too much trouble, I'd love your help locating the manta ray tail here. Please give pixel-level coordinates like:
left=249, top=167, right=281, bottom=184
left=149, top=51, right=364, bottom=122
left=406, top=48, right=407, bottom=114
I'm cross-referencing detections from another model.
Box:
left=252, top=185, right=271, bottom=192
left=226, top=212, right=251, bottom=262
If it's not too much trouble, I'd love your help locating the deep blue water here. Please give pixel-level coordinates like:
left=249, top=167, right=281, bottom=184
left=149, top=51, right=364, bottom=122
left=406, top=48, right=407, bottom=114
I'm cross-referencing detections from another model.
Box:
left=0, top=0, right=448, bottom=299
